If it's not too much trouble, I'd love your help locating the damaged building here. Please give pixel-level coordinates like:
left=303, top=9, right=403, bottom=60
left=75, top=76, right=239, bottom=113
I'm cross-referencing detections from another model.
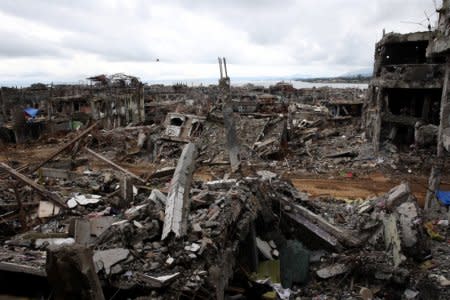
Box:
left=364, top=31, right=446, bottom=151
left=2, top=4, right=450, bottom=299
left=0, top=74, right=145, bottom=143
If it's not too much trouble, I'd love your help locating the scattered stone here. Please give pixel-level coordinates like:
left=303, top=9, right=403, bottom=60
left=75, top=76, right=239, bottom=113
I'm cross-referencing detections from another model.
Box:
left=93, top=248, right=130, bottom=275
left=316, top=263, right=349, bottom=279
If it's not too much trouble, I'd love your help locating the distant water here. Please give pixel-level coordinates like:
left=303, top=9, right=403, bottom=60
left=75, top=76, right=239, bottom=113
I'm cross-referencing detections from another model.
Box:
left=147, top=78, right=368, bottom=89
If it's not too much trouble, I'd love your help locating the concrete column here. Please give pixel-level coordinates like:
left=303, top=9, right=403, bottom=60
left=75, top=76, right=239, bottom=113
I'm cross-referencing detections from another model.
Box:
left=161, top=143, right=197, bottom=239
left=372, top=88, right=385, bottom=152
left=119, top=175, right=133, bottom=207
left=46, top=245, right=105, bottom=300
left=425, top=59, right=450, bottom=210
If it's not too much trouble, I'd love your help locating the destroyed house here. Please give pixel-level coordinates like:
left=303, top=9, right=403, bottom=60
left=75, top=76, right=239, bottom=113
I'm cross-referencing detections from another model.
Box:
left=0, top=75, right=145, bottom=143
left=163, top=112, right=206, bottom=142
left=365, top=31, right=446, bottom=150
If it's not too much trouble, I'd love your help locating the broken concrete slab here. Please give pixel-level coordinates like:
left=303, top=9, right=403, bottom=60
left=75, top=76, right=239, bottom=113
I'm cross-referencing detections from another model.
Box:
left=72, top=218, right=91, bottom=246
left=256, top=170, right=278, bottom=180
left=136, top=272, right=180, bottom=288
left=396, top=202, right=419, bottom=248
left=40, top=167, right=73, bottom=180
left=0, top=261, right=46, bottom=277
left=284, top=211, right=341, bottom=250
left=383, top=214, right=405, bottom=268
left=161, top=143, right=197, bottom=240
left=90, top=216, right=115, bottom=237
left=67, top=194, right=102, bottom=208
left=149, top=189, right=167, bottom=206
left=386, top=183, right=411, bottom=210
left=93, top=248, right=130, bottom=275
left=0, top=162, right=67, bottom=208
left=35, top=238, right=75, bottom=248
left=316, top=263, right=349, bottom=279
left=205, top=179, right=237, bottom=190
left=256, top=237, right=274, bottom=260
left=38, top=200, right=61, bottom=218
left=124, top=204, right=148, bottom=220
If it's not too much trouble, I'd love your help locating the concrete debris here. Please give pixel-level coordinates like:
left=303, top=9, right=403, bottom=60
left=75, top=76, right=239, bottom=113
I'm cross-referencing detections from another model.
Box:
left=205, top=179, right=237, bottom=190
left=35, top=238, right=75, bottom=248
left=93, top=248, right=130, bottom=275
left=161, top=143, right=197, bottom=240
left=136, top=272, right=181, bottom=288
left=67, top=194, right=102, bottom=208
left=438, top=275, right=450, bottom=287
left=383, top=214, right=406, bottom=268
left=404, top=289, right=419, bottom=299
left=38, top=201, right=61, bottom=218
left=316, top=263, right=349, bottom=279
left=359, top=287, right=373, bottom=300
left=149, top=189, right=167, bottom=206
left=90, top=216, right=115, bottom=237
left=385, top=182, right=411, bottom=210
left=256, top=170, right=278, bottom=180
left=124, top=204, right=148, bottom=220
left=0, top=28, right=450, bottom=299
left=256, top=237, right=274, bottom=260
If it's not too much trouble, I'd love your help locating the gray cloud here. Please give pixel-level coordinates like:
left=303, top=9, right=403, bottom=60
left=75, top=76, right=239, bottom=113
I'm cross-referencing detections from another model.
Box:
left=0, top=30, right=64, bottom=58
left=0, top=0, right=442, bottom=82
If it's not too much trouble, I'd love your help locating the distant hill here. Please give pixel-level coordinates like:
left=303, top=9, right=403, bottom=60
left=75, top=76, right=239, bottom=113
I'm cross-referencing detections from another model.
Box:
left=291, top=68, right=372, bottom=84
left=340, top=67, right=373, bottom=78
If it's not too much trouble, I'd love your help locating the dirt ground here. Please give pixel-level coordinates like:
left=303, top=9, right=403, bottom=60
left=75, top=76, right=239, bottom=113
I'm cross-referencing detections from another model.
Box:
left=289, top=172, right=450, bottom=207
left=2, top=143, right=449, bottom=207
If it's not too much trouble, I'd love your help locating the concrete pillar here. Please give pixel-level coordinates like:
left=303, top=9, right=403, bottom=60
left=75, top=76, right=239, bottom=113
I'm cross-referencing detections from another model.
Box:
left=119, top=175, right=133, bottom=207
left=426, top=59, right=450, bottom=210
left=161, top=143, right=197, bottom=239
left=372, top=88, right=385, bottom=152
left=46, top=245, right=105, bottom=300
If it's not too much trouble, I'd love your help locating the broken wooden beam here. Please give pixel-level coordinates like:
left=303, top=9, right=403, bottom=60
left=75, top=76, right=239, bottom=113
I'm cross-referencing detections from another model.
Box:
left=284, top=211, right=342, bottom=250
left=223, top=103, right=241, bottom=172
left=0, top=162, right=67, bottom=208
left=278, top=197, right=361, bottom=248
left=161, top=143, right=197, bottom=240
left=28, top=121, right=99, bottom=174
left=84, top=147, right=146, bottom=184
left=0, top=261, right=46, bottom=277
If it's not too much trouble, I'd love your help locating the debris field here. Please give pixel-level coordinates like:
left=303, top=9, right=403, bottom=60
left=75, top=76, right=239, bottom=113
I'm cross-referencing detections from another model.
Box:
left=1, top=5, right=450, bottom=300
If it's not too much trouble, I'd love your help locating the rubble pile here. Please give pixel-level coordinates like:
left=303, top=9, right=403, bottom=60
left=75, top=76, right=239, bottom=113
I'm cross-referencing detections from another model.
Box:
left=0, top=24, right=450, bottom=298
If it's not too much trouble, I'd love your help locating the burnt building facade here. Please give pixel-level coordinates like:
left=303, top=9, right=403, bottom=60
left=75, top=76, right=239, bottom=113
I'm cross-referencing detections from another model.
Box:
left=364, top=31, right=445, bottom=151
left=0, top=74, right=145, bottom=143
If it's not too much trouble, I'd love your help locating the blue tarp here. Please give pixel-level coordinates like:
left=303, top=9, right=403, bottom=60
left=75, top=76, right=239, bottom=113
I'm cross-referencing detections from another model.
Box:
left=436, top=190, right=450, bottom=206
left=24, top=107, right=39, bottom=118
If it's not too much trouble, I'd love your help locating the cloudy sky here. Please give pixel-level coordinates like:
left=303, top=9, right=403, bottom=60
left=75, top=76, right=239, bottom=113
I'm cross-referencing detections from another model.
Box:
left=0, top=0, right=441, bottom=85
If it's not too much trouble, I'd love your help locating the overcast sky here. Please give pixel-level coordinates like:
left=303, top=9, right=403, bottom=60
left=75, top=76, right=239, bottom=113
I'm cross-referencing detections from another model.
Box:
left=0, top=0, right=441, bottom=85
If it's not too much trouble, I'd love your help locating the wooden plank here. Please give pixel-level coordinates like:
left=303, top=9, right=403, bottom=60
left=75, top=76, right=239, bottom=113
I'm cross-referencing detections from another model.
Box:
left=84, top=147, right=146, bottom=184
left=28, top=121, right=99, bottom=174
left=284, top=211, right=341, bottom=250
left=0, top=261, right=46, bottom=277
left=0, top=162, right=67, bottom=208
left=277, top=197, right=361, bottom=248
